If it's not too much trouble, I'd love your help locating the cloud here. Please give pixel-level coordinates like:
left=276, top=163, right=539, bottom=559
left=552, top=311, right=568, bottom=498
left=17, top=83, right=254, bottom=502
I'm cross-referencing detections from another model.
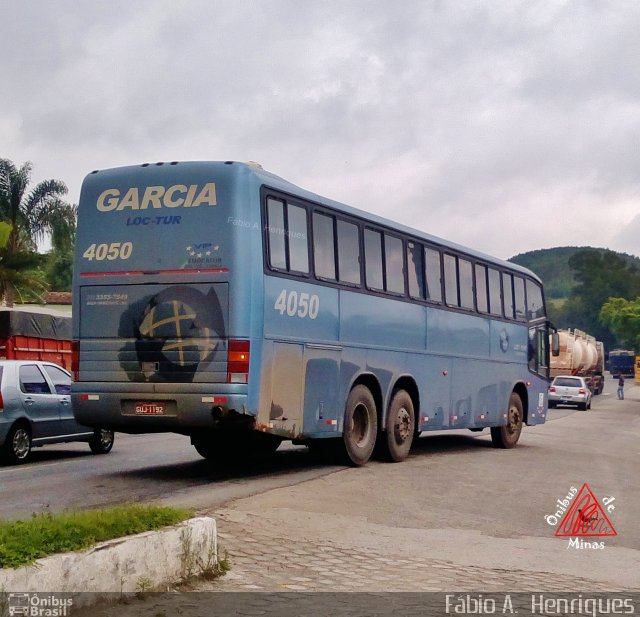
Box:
left=1, top=0, right=639, bottom=259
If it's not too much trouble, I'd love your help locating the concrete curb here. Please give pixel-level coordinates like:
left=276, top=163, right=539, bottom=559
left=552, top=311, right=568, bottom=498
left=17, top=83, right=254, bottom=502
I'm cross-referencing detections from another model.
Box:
left=0, top=516, right=216, bottom=594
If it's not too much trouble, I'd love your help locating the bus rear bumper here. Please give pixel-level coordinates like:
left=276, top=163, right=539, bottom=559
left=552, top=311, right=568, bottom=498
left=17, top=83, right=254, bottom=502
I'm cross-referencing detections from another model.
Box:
left=71, top=384, right=252, bottom=434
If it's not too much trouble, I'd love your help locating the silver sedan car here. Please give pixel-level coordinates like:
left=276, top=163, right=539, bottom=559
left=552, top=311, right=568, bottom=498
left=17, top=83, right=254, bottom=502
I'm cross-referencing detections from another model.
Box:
left=0, top=360, right=114, bottom=464
left=548, top=375, right=592, bottom=411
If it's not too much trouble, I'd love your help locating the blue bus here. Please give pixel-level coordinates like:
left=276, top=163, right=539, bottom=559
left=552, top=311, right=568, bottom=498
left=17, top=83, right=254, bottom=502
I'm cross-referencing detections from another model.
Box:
left=71, top=161, right=553, bottom=466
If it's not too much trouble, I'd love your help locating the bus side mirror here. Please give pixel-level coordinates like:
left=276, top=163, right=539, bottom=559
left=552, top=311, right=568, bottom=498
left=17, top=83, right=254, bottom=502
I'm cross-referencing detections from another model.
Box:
left=551, top=332, right=560, bottom=357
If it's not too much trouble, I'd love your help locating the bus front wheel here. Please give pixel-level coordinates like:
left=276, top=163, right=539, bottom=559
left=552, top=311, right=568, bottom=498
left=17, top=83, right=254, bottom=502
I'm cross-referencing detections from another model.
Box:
left=342, top=385, right=378, bottom=466
left=382, top=389, right=415, bottom=462
left=490, top=392, right=523, bottom=449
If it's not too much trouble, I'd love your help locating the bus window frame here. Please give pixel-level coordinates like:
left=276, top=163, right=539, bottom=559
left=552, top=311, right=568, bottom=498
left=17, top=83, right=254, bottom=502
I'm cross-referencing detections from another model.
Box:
left=261, top=187, right=547, bottom=327
left=264, top=195, right=311, bottom=278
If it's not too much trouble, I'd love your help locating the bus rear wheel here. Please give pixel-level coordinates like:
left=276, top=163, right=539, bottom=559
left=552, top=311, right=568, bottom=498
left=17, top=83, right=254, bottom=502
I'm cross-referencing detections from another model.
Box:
left=491, top=392, right=523, bottom=449
left=382, top=389, right=415, bottom=462
left=192, top=432, right=236, bottom=461
left=342, top=385, right=378, bottom=466
left=192, top=431, right=282, bottom=462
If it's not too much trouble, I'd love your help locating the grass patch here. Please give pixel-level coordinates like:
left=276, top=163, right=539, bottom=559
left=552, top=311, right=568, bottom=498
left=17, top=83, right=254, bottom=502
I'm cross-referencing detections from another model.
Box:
left=0, top=504, right=193, bottom=569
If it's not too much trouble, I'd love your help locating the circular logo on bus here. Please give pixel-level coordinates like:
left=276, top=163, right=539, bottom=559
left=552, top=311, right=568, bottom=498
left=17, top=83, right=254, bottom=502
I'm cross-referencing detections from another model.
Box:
left=121, top=285, right=226, bottom=383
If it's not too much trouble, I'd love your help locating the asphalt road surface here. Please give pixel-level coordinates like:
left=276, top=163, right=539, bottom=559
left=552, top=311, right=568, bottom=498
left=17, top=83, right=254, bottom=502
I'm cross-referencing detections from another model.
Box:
left=1, top=374, right=638, bottom=588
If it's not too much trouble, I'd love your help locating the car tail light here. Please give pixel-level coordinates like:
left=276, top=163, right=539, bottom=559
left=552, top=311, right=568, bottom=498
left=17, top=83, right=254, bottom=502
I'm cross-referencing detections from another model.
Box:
left=0, top=391, right=3, bottom=411
left=579, top=388, right=586, bottom=394
left=71, top=340, right=80, bottom=381
left=227, top=340, right=250, bottom=384
left=549, top=386, right=556, bottom=392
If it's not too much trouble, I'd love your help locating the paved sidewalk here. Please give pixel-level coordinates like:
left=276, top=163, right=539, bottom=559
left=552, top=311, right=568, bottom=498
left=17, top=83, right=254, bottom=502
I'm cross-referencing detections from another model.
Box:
left=202, top=512, right=631, bottom=593
left=78, top=509, right=634, bottom=617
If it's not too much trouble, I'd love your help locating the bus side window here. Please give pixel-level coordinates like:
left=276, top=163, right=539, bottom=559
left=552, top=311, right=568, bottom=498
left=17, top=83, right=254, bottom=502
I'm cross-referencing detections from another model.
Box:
left=313, top=212, right=336, bottom=280
left=288, top=204, right=309, bottom=273
left=425, top=247, right=442, bottom=303
left=407, top=242, right=425, bottom=300
left=475, top=264, right=489, bottom=313
left=502, top=272, right=515, bottom=319
left=458, top=257, right=474, bottom=310
left=443, top=254, right=458, bottom=307
left=266, top=198, right=309, bottom=274
left=487, top=268, right=501, bottom=316
left=526, top=280, right=544, bottom=320
left=337, top=219, right=361, bottom=285
left=364, top=229, right=384, bottom=290
left=514, top=276, right=526, bottom=321
left=267, top=198, right=287, bottom=270
left=384, top=234, right=405, bottom=295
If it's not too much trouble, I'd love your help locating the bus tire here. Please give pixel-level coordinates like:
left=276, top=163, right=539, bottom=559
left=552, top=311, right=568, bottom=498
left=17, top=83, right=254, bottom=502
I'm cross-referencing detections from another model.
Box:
left=250, top=432, right=282, bottom=455
left=382, top=389, right=415, bottom=462
left=193, top=431, right=281, bottom=462
left=342, top=385, right=378, bottom=466
left=192, top=432, right=232, bottom=461
left=490, top=392, right=523, bottom=449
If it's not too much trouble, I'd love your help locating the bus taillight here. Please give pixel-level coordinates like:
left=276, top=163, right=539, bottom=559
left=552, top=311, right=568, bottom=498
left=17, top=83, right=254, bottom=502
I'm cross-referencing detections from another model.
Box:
left=71, top=340, right=80, bottom=381
left=227, top=340, right=250, bottom=383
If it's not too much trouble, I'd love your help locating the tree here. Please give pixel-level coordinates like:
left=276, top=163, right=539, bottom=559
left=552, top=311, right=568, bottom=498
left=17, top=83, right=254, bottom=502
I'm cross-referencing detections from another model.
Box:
left=0, top=249, right=47, bottom=304
left=600, top=298, right=640, bottom=351
left=555, top=250, right=640, bottom=349
left=45, top=211, right=77, bottom=291
left=0, top=159, right=76, bottom=305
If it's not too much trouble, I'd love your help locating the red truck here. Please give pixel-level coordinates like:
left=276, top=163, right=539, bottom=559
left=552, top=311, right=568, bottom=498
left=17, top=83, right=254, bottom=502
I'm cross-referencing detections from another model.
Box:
left=0, top=308, right=72, bottom=371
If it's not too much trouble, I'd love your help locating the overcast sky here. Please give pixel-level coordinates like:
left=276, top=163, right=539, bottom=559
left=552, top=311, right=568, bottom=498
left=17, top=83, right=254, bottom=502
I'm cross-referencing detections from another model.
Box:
left=2, top=1, right=639, bottom=260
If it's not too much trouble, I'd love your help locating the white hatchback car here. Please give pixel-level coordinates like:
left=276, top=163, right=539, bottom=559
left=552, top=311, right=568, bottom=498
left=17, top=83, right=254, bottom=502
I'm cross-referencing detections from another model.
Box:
left=0, top=360, right=114, bottom=464
left=548, top=375, right=592, bottom=411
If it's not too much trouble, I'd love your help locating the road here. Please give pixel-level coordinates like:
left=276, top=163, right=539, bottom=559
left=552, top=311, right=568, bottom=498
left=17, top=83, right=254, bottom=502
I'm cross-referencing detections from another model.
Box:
left=0, top=431, right=342, bottom=521
left=2, top=374, right=639, bottom=595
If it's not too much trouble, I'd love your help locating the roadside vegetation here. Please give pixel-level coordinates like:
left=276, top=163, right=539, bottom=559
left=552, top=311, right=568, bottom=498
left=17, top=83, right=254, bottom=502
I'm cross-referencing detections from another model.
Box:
left=0, top=505, right=192, bottom=569
left=511, top=247, right=640, bottom=350
left=0, top=157, right=76, bottom=305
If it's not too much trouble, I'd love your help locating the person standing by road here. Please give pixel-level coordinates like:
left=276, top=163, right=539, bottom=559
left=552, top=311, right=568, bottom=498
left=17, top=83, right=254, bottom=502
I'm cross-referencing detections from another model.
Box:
left=617, top=375, right=625, bottom=400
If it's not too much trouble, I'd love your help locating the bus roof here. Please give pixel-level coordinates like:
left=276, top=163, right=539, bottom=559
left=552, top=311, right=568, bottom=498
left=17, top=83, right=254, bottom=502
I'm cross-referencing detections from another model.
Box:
left=84, top=160, right=541, bottom=284
left=249, top=162, right=541, bottom=284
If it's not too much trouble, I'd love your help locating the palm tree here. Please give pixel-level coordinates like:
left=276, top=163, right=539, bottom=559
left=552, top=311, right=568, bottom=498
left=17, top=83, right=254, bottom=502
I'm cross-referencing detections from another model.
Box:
left=0, top=249, right=47, bottom=305
left=46, top=210, right=77, bottom=292
left=0, top=159, right=76, bottom=306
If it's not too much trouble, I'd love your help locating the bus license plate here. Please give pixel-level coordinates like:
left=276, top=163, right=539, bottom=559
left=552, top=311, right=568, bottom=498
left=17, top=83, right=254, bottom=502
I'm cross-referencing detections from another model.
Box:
left=135, top=402, right=166, bottom=415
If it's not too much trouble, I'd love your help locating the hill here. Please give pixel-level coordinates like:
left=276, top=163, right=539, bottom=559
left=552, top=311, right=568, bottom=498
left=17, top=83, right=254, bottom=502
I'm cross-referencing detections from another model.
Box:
left=509, top=247, right=640, bottom=300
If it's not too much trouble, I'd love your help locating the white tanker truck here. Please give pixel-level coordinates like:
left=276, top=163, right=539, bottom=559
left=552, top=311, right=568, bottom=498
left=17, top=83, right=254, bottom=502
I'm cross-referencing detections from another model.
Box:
left=550, top=329, right=605, bottom=395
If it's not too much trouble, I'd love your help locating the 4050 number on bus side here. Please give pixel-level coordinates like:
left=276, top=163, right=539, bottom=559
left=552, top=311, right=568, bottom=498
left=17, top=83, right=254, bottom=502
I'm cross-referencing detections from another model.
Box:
left=274, top=289, right=320, bottom=320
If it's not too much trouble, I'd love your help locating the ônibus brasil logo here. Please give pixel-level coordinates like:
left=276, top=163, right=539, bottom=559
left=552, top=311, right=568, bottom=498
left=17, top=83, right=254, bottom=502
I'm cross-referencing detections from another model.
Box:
left=545, top=483, right=617, bottom=549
